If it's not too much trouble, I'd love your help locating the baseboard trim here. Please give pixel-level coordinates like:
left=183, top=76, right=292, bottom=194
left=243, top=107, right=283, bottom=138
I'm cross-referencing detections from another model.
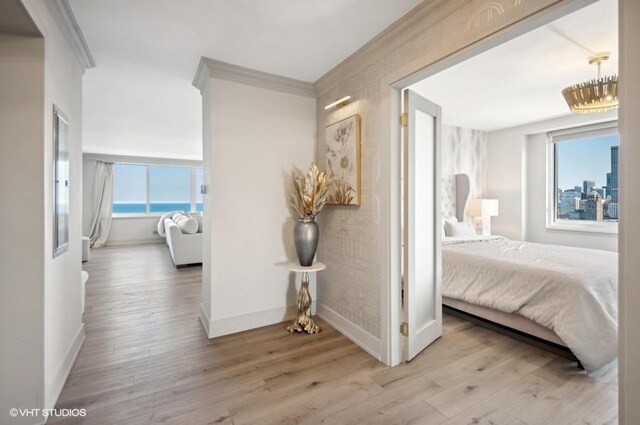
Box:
left=45, top=323, right=85, bottom=409
left=316, top=303, right=381, bottom=360
left=203, top=305, right=297, bottom=338
left=105, top=239, right=165, bottom=247
left=199, top=303, right=212, bottom=336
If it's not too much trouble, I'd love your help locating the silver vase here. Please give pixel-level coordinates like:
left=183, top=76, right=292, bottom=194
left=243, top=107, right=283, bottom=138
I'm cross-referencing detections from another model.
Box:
left=294, top=217, right=319, bottom=266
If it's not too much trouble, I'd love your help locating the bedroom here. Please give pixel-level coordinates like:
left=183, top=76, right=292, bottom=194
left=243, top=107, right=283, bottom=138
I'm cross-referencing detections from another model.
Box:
left=398, top=0, right=618, bottom=382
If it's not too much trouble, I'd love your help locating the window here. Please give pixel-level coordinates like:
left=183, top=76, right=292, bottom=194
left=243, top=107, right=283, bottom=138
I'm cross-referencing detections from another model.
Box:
left=113, top=164, right=147, bottom=213
left=548, top=122, right=618, bottom=233
left=149, top=166, right=191, bottom=212
left=112, top=163, right=203, bottom=214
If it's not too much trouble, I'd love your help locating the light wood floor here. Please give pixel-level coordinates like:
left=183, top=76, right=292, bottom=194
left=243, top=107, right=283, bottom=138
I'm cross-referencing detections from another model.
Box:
left=53, top=244, right=618, bottom=425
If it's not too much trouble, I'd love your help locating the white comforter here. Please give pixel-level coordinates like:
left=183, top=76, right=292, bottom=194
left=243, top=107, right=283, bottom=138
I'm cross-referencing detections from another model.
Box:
left=442, top=236, right=618, bottom=372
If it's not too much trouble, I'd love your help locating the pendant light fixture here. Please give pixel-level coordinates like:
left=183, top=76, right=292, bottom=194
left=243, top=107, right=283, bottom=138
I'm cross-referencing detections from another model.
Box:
left=562, top=52, right=618, bottom=114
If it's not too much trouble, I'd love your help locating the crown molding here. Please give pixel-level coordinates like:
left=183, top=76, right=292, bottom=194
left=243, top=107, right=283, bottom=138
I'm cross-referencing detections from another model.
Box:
left=192, top=58, right=211, bottom=93
left=47, top=0, right=96, bottom=69
left=192, top=57, right=316, bottom=98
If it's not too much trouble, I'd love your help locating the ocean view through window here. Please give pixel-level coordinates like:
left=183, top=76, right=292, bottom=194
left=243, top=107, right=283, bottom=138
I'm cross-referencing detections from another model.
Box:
left=550, top=122, right=618, bottom=231
left=113, top=163, right=204, bottom=214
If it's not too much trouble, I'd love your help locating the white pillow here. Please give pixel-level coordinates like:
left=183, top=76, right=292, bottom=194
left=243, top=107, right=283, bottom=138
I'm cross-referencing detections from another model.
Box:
left=444, top=219, right=477, bottom=237
left=184, top=211, right=203, bottom=233
left=172, top=212, right=198, bottom=234
left=442, top=216, right=457, bottom=237
left=157, top=211, right=175, bottom=237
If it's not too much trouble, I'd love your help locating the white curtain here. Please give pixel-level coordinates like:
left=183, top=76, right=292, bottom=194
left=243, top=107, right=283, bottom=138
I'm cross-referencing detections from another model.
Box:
left=89, top=161, right=114, bottom=247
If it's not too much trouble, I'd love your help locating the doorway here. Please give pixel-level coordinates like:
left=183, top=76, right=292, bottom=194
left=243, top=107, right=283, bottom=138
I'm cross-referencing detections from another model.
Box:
left=393, top=0, right=620, bottom=367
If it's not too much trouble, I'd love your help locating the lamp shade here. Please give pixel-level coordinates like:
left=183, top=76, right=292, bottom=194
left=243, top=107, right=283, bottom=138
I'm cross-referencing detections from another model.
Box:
left=467, top=199, right=499, bottom=217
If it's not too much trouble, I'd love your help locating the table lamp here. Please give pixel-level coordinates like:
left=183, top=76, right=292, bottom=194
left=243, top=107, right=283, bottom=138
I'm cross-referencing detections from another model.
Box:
left=467, top=199, right=499, bottom=236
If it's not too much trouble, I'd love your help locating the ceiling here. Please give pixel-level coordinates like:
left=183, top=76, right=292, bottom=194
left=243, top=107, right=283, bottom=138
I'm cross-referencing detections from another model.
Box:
left=411, top=0, right=618, bottom=132
left=70, top=0, right=423, bottom=159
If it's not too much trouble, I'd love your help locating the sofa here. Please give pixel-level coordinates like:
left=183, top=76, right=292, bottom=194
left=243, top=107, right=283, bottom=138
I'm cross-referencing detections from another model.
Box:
left=162, top=212, right=203, bottom=267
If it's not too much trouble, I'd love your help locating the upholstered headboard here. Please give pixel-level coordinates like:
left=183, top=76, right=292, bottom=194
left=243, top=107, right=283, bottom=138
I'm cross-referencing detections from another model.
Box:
left=441, top=176, right=457, bottom=219
left=441, top=173, right=470, bottom=221
left=455, top=174, right=470, bottom=221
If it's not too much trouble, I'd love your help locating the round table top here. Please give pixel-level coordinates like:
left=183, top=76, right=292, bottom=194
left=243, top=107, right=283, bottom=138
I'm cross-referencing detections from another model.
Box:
left=287, top=262, right=326, bottom=272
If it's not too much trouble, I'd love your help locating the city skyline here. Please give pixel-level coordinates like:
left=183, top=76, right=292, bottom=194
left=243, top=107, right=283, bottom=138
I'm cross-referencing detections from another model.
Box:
left=556, top=134, right=619, bottom=191
left=556, top=133, right=619, bottom=222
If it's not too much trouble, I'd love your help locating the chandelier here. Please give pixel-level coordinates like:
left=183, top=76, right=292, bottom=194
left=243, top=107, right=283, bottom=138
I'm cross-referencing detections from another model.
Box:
left=562, top=53, right=618, bottom=114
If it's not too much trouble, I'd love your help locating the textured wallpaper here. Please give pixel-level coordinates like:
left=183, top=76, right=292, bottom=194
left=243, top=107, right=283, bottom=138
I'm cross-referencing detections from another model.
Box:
left=441, top=125, right=488, bottom=219
left=314, top=0, right=558, bottom=343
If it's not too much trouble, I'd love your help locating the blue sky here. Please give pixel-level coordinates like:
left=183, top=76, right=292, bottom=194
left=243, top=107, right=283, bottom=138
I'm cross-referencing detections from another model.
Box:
left=556, top=134, right=618, bottom=191
left=113, top=164, right=146, bottom=203
left=114, top=164, right=202, bottom=203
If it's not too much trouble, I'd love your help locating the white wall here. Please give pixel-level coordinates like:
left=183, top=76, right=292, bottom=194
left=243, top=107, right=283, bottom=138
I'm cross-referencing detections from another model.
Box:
left=487, top=111, right=618, bottom=251
left=0, top=33, right=46, bottom=424
left=107, top=217, right=164, bottom=245
left=22, top=0, right=88, bottom=413
left=200, top=78, right=213, bottom=332
left=82, top=158, right=164, bottom=246
left=199, top=76, right=316, bottom=337
left=1, top=0, right=89, bottom=421
left=486, top=129, right=526, bottom=240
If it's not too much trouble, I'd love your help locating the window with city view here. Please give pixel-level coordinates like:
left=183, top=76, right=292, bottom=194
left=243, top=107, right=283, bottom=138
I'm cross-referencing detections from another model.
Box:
left=553, top=124, right=618, bottom=226
left=113, top=163, right=204, bottom=214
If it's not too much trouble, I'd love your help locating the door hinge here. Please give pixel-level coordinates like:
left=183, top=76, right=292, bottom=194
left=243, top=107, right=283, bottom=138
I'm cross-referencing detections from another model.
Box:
left=400, top=113, right=408, bottom=127
left=400, top=321, right=409, bottom=336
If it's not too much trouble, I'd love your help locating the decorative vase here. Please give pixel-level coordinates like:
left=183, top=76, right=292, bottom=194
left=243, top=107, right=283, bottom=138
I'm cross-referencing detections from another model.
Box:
left=294, top=217, right=319, bottom=266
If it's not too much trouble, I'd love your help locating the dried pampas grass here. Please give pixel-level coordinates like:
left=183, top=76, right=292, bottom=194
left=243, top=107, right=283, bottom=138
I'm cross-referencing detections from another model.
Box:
left=290, top=163, right=332, bottom=219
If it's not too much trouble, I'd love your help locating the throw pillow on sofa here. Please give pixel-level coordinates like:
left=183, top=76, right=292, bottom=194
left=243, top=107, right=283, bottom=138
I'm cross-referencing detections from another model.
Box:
left=172, top=212, right=198, bottom=234
left=183, top=211, right=203, bottom=233
left=157, top=211, right=175, bottom=237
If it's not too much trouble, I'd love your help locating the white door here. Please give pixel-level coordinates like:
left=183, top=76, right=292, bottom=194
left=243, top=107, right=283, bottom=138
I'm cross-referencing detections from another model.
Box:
left=402, top=89, right=442, bottom=361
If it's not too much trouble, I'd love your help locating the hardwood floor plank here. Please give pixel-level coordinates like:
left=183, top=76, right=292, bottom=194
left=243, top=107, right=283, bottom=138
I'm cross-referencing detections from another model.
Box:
left=425, top=344, right=556, bottom=418
left=440, top=374, right=557, bottom=425
left=517, top=371, right=618, bottom=425
left=51, top=244, right=617, bottom=425
left=318, top=373, right=445, bottom=425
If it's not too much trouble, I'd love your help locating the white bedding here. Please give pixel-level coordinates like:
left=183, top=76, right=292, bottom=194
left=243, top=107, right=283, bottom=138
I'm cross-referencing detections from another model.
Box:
left=442, top=236, right=618, bottom=372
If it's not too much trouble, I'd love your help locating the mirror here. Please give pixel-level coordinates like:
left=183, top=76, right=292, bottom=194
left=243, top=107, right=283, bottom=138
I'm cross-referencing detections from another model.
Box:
left=53, top=105, right=69, bottom=257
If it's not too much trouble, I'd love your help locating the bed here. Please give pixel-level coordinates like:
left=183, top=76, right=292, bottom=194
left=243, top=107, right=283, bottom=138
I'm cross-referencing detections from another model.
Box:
left=442, top=235, right=618, bottom=372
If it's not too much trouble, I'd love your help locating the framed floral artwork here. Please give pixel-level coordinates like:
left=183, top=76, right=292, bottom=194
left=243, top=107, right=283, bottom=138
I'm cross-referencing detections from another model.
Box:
left=325, top=114, right=361, bottom=205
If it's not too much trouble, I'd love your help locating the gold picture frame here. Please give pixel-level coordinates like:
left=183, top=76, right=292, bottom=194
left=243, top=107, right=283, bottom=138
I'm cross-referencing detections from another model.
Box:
left=324, top=114, right=361, bottom=206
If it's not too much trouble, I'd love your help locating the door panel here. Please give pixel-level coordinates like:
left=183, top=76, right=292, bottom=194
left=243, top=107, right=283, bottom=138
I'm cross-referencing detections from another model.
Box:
left=402, top=89, right=442, bottom=361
